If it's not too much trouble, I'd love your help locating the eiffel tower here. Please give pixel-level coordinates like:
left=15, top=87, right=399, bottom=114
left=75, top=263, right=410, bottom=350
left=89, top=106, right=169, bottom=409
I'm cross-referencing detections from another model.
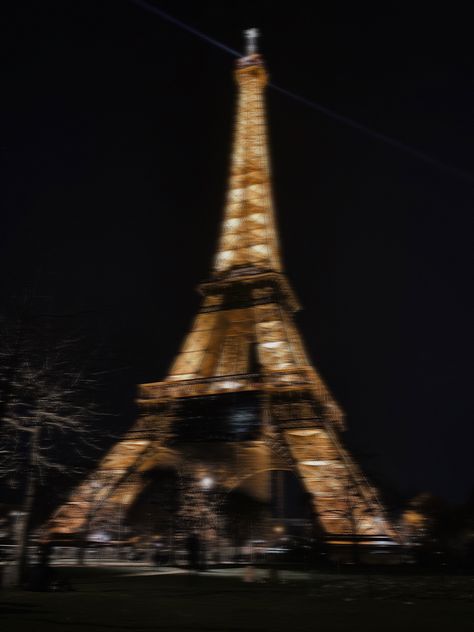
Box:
left=49, top=30, right=395, bottom=548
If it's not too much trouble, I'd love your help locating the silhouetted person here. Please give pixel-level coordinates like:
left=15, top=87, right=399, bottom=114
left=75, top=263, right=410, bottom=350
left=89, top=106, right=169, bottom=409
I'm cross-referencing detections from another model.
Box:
left=38, top=541, right=53, bottom=568
left=28, top=542, right=54, bottom=591
left=186, top=532, right=200, bottom=571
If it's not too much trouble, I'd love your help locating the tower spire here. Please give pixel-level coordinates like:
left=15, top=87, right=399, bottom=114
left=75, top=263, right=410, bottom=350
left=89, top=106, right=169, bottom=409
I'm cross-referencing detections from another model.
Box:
left=244, top=27, right=259, bottom=55
left=213, top=30, right=282, bottom=278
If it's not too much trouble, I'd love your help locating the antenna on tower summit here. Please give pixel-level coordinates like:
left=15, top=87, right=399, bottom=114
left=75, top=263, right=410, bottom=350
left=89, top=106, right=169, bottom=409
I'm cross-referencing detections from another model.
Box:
left=244, top=28, right=259, bottom=56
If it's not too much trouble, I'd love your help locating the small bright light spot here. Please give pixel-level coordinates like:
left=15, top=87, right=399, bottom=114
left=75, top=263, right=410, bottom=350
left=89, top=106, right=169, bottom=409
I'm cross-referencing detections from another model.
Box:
left=287, top=429, right=320, bottom=437
left=220, top=380, right=242, bottom=390
left=88, top=530, right=110, bottom=543
left=200, top=476, right=214, bottom=490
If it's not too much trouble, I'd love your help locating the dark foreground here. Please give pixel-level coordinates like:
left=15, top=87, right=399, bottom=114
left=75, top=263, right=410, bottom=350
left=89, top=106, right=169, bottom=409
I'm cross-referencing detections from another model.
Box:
left=1, top=566, right=473, bottom=632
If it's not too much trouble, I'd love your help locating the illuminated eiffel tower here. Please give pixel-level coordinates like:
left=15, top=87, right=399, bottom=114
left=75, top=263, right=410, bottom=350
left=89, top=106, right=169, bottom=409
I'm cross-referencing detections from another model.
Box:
left=49, top=30, right=395, bottom=548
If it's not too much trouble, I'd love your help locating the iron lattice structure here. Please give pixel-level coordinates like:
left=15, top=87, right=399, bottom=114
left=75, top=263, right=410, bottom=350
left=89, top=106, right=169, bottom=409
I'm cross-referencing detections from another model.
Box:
left=49, top=48, right=396, bottom=546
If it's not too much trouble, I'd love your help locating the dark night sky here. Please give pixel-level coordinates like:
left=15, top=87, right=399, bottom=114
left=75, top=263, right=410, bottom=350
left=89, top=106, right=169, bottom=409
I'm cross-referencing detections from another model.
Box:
left=1, top=2, right=473, bottom=503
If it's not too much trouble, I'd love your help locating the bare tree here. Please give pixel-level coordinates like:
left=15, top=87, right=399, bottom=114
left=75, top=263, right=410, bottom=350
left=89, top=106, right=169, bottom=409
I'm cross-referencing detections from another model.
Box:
left=0, top=315, right=102, bottom=586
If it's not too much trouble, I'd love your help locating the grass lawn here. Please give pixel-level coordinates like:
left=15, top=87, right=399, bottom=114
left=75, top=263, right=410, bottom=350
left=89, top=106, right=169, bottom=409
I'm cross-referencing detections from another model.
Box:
left=1, top=566, right=473, bottom=631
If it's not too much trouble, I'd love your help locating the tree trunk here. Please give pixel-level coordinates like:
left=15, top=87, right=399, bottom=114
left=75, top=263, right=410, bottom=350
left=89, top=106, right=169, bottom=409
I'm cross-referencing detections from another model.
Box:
left=12, top=426, right=39, bottom=586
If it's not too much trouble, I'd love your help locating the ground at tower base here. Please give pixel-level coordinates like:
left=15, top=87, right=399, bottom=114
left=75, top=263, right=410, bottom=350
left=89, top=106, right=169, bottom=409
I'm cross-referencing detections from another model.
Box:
left=1, top=565, right=473, bottom=632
